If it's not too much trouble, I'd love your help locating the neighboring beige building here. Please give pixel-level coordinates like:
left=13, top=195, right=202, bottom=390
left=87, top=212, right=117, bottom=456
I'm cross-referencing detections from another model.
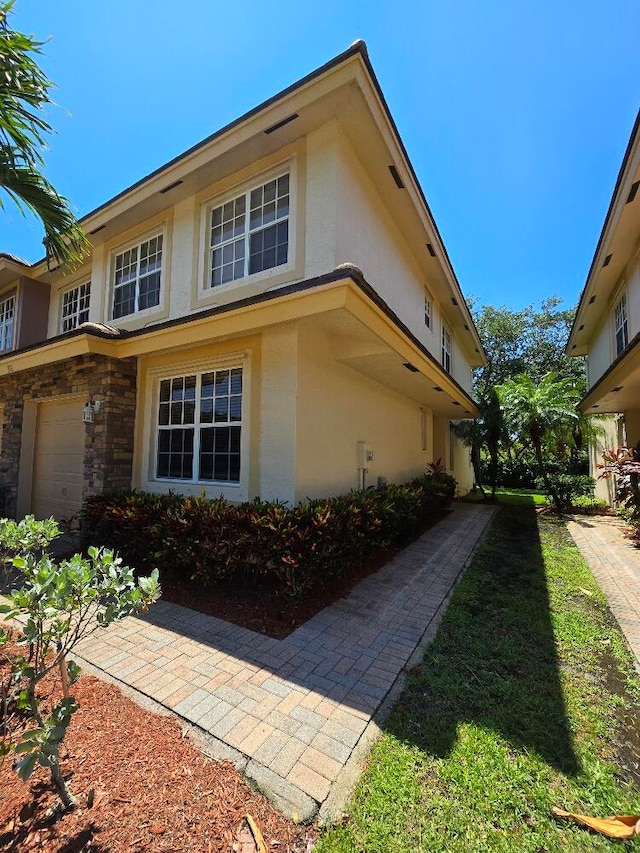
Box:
left=567, top=110, right=640, bottom=503
left=0, top=42, right=484, bottom=521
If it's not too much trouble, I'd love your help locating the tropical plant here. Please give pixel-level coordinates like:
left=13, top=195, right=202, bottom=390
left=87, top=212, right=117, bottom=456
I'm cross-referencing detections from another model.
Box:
left=0, top=515, right=160, bottom=810
left=497, top=372, right=581, bottom=513
left=0, top=1, right=88, bottom=267
left=598, top=443, right=640, bottom=519
left=454, top=387, right=505, bottom=499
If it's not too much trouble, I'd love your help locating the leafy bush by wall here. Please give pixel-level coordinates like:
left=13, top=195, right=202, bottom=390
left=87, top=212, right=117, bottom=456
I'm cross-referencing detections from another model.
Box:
left=81, top=474, right=456, bottom=598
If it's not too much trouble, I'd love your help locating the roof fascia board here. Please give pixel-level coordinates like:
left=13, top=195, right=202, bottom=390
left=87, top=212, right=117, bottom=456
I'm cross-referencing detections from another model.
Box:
left=568, top=108, right=640, bottom=350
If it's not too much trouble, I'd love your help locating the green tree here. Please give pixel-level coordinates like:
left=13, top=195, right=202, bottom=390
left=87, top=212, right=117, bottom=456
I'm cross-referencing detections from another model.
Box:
left=454, top=387, right=504, bottom=498
left=0, top=516, right=160, bottom=810
left=497, top=372, right=580, bottom=512
left=0, top=1, right=88, bottom=267
left=472, top=297, right=586, bottom=398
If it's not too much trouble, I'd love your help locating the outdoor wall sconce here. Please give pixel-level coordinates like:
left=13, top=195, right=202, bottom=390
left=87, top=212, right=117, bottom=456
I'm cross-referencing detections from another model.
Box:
left=82, top=399, right=101, bottom=423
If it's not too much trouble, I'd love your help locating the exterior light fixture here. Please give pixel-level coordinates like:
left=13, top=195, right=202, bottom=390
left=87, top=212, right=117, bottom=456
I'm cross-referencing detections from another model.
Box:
left=83, top=399, right=101, bottom=423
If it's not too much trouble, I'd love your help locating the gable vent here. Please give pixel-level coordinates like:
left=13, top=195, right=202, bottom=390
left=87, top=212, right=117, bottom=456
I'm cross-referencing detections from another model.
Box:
left=388, top=165, right=405, bottom=189
left=603, top=254, right=612, bottom=267
left=626, top=180, right=640, bottom=203
left=264, top=113, right=299, bottom=134
left=426, top=243, right=436, bottom=257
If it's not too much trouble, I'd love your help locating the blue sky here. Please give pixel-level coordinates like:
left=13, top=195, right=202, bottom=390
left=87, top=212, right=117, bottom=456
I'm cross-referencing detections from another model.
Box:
left=2, top=0, right=639, bottom=312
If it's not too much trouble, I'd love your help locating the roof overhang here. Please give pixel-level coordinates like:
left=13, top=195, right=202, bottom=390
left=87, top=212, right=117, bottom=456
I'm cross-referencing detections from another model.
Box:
left=579, top=330, right=640, bottom=413
left=568, top=109, right=640, bottom=355
left=0, top=267, right=479, bottom=419
left=0, top=255, right=30, bottom=289
left=21, top=41, right=484, bottom=367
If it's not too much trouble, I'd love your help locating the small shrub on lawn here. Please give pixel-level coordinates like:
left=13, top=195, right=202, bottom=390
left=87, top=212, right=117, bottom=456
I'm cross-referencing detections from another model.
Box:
left=81, top=474, right=456, bottom=597
left=534, top=473, right=595, bottom=513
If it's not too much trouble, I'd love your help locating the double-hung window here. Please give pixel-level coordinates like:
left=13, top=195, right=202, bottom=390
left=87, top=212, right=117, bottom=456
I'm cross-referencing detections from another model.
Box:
left=113, top=235, right=163, bottom=319
left=424, top=290, right=432, bottom=329
left=208, top=173, right=289, bottom=288
left=614, top=293, right=628, bottom=356
left=441, top=324, right=452, bottom=374
left=156, top=367, right=243, bottom=483
left=61, top=281, right=91, bottom=332
left=0, top=295, right=15, bottom=351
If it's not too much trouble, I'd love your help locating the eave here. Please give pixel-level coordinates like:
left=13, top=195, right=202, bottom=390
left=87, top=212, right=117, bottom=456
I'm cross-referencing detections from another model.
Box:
left=0, top=266, right=479, bottom=419
left=579, top=330, right=640, bottom=413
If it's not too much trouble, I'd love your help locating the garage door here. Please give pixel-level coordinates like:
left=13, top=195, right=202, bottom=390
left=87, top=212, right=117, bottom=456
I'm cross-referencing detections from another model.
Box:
left=32, top=398, right=85, bottom=521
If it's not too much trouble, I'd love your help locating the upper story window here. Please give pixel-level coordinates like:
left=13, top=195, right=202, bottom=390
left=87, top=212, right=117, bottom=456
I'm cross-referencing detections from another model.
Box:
left=441, top=324, right=452, bottom=374
left=156, top=367, right=243, bottom=484
left=208, top=173, right=289, bottom=288
left=0, top=295, right=15, bottom=352
left=614, top=293, right=628, bottom=356
left=424, top=290, right=432, bottom=329
left=113, top=234, right=163, bottom=319
left=61, top=281, right=91, bottom=332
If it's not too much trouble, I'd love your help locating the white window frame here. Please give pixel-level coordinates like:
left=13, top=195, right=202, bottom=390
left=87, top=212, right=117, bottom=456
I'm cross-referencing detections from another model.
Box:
left=614, top=292, right=629, bottom=357
left=60, top=280, right=91, bottom=333
left=424, top=289, right=432, bottom=329
left=441, top=323, right=452, bottom=374
left=111, top=232, right=164, bottom=320
left=0, top=294, right=15, bottom=352
left=154, top=366, right=244, bottom=486
left=200, top=163, right=297, bottom=296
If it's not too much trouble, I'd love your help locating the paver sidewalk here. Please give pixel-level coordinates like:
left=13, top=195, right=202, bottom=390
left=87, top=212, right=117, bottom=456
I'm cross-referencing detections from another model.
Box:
left=566, top=515, right=640, bottom=672
left=73, top=503, right=495, bottom=820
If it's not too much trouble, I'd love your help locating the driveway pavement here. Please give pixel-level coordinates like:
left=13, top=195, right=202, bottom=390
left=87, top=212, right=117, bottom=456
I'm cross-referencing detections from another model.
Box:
left=566, top=514, right=640, bottom=672
left=73, top=502, right=495, bottom=821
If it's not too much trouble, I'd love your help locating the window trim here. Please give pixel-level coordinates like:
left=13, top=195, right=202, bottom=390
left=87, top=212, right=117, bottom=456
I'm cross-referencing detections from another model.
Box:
left=441, top=323, right=452, bottom=374
left=60, top=280, right=91, bottom=333
left=154, top=366, right=243, bottom=486
left=424, top=289, right=432, bottom=330
left=142, top=352, right=250, bottom=501
left=613, top=291, right=629, bottom=357
left=0, top=293, right=15, bottom=352
left=198, top=160, right=297, bottom=298
left=108, top=227, right=167, bottom=323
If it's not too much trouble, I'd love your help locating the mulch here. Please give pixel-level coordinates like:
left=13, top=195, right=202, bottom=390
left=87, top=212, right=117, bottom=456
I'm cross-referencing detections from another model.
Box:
left=160, top=511, right=450, bottom=639
left=0, top=660, right=311, bottom=852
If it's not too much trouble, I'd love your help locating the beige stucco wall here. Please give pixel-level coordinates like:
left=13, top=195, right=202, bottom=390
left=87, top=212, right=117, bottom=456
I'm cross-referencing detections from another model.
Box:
left=294, top=325, right=430, bottom=501
left=589, top=414, right=620, bottom=504
left=587, top=256, right=640, bottom=389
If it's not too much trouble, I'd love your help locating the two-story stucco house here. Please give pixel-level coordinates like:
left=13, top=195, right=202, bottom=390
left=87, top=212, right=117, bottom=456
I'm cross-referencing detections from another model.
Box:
left=567, top=110, right=640, bottom=502
left=0, top=41, right=484, bottom=522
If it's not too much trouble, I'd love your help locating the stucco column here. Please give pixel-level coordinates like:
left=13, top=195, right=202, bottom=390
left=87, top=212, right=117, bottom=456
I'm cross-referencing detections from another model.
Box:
left=258, top=324, right=298, bottom=503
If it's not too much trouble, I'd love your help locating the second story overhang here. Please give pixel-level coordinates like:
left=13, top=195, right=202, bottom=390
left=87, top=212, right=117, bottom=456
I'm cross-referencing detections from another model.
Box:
left=579, top=328, right=640, bottom=414
left=0, top=265, right=479, bottom=419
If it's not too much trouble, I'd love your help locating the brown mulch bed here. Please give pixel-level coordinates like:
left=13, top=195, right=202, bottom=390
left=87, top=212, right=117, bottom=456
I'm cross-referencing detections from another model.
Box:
left=0, top=663, right=310, bottom=852
left=160, top=511, right=450, bottom=639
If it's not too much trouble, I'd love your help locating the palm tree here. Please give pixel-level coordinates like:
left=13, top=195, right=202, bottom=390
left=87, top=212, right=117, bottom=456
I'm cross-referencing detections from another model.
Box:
left=0, top=2, right=88, bottom=267
left=453, top=387, right=505, bottom=499
left=497, top=372, right=580, bottom=513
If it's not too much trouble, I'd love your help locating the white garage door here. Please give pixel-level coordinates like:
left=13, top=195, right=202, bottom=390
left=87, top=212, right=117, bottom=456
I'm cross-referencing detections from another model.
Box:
left=32, top=398, right=85, bottom=521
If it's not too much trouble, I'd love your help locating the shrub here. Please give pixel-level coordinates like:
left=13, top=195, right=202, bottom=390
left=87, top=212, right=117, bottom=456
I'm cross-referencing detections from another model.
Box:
left=81, top=474, right=456, bottom=598
left=534, top=473, right=595, bottom=512
left=599, top=444, right=640, bottom=520
left=0, top=516, right=160, bottom=810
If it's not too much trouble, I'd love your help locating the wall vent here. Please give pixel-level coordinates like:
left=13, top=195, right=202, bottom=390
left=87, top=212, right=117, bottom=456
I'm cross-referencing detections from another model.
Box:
left=264, top=113, right=299, bottom=134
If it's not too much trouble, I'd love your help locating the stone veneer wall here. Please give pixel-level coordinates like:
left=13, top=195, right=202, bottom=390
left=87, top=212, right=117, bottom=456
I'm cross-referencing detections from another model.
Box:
left=0, top=354, right=137, bottom=518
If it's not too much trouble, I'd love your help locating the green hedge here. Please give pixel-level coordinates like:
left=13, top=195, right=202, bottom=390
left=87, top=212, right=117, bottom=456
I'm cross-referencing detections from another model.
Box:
left=81, top=474, right=456, bottom=597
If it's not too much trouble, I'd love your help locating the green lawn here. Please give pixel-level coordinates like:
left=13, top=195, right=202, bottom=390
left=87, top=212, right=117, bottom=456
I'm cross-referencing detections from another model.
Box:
left=317, top=500, right=640, bottom=851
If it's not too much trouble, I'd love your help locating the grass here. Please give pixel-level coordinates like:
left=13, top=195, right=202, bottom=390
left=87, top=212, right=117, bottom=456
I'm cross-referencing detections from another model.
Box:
left=317, top=496, right=640, bottom=851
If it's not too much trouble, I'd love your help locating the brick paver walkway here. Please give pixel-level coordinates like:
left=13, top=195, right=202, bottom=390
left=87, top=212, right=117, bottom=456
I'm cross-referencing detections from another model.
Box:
left=73, top=503, right=495, bottom=820
left=566, top=515, right=640, bottom=671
